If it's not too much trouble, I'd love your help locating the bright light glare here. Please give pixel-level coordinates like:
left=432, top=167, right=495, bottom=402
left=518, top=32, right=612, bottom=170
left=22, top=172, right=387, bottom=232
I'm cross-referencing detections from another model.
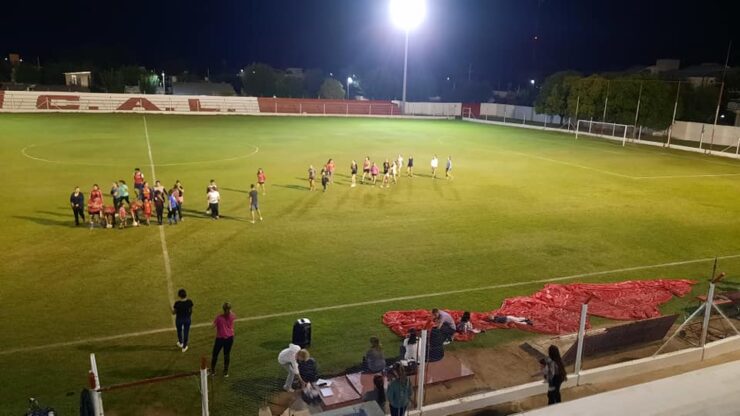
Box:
left=347, top=77, right=353, bottom=84
left=530, top=79, right=535, bottom=85
left=390, top=0, right=426, bottom=31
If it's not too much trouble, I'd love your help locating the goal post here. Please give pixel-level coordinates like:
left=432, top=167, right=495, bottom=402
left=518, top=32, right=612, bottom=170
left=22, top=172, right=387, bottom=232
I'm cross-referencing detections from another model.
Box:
left=87, top=353, right=209, bottom=416
left=575, top=119, right=634, bottom=147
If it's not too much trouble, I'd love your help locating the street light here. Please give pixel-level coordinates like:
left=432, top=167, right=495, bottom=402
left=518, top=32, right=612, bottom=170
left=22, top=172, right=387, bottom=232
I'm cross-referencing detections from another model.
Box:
left=347, top=76, right=353, bottom=100
left=390, top=0, right=426, bottom=113
left=530, top=79, right=535, bottom=86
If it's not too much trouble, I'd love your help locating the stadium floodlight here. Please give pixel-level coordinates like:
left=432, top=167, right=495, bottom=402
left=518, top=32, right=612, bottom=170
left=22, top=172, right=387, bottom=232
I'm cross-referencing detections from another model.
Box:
left=530, top=79, right=535, bottom=86
left=390, top=0, right=426, bottom=31
left=347, top=77, right=353, bottom=100
left=390, top=0, right=426, bottom=114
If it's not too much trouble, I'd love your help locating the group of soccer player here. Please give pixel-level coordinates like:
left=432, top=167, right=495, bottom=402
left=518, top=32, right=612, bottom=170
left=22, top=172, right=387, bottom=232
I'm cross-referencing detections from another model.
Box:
left=307, top=154, right=453, bottom=191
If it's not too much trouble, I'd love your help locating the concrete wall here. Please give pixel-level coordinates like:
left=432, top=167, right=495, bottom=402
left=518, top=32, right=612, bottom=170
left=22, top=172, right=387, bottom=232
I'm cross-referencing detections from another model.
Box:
left=671, top=120, right=740, bottom=147
left=0, top=90, right=260, bottom=114
left=480, top=103, right=563, bottom=125
left=404, top=102, right=461, bottom=117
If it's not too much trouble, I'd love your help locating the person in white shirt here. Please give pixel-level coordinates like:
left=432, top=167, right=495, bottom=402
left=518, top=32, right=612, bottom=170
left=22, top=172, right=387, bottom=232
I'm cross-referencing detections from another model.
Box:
left=278, top=343, right=305, bottom=392
left=207, top=187, right=221, bottom=220
left=431, top=155, right=439, bottom=179
left=402, top=328, right=419, bottom=362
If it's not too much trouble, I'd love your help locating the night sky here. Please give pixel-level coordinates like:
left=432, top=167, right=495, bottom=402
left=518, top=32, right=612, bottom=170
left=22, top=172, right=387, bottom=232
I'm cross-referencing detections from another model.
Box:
left=3, top=0, right=738, bottom=85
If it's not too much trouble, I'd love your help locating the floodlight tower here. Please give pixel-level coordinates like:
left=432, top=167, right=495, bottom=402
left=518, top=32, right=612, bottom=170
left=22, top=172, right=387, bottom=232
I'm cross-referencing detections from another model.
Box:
left=390, top=0, right=426, bottom=114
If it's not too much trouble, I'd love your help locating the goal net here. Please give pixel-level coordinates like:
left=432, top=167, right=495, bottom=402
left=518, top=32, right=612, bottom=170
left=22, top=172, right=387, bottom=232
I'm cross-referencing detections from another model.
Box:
left=575, top=120, right=636, bottom=147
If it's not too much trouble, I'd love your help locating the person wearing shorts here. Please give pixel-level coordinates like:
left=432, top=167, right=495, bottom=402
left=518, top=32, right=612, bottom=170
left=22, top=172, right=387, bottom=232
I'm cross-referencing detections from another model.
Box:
left=370, top=162, right=379, bottom=186
left=249, top=184, right=262, bottom=223
left=407, top=155, right=414, bottom=177
left=321, top=169, right=329, bottom=192
left=174, top=180, right=184, bottom=221
left=381, top=159, right=391, bottom=188
left=326, top=159, right=335, bottom=184
left=350, top=160, right=358, bottom=188
left=257, top=169, right=267, bottom=195
left=445, top=156, right=453, bottom=180
left=431, top=155, right=439, bottom=179
left=308, top=165, right=316, bottom=191
left=361, top=157, right=371, bottom=184
left=133, top=168, right=145, bottom=199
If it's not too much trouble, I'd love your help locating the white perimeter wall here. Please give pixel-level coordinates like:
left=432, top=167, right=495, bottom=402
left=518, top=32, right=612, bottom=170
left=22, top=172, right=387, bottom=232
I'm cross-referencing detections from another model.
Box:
left=672, top=120, right=740, bottom=147
left=480, top=103, right=563, bottom=125
left=403, top=101, right=461, bottom=117
left=0, top=90, right=260, bottom=114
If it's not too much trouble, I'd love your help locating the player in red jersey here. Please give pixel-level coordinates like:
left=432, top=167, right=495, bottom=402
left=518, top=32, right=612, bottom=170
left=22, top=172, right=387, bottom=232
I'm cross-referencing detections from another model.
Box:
left=133, top=168, right=145, bottom=199
left=257, top=169, right=267, bottom=195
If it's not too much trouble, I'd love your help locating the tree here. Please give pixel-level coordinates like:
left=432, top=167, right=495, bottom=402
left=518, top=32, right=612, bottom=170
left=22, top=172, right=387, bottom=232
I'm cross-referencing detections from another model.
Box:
left=0, top=61, right=11, bottom=82
left=240, top=63, right=277, bottom=96
left=535, top=71, right=580, bottom=121
left=139, top=71, right=160, bottom=94
left=302, top=68, right=325, bottom=98
left=96, top=68, right=125, bottom=93
left=13, top=63, right=42, bottom=84
left=121, top=66, right=145, bottom=86
left=567, top=75, right=609, bottom=121
left=318, top=78, right=345, bottom=99
left=363, top=68, right=401, bottom=100
left=275, top=74, right=304, bottom=98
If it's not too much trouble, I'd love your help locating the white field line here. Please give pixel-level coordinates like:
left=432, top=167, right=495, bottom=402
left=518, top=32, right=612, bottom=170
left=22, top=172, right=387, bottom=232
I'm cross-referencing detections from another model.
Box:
left=2, top=253, right=740, bottom=356
left=143, top=116, right=176, bottom=319
left=505, top=150, right=740, bottom=180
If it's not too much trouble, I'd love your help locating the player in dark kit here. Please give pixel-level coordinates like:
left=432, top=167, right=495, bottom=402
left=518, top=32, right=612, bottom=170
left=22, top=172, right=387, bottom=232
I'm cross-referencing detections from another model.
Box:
left=248, top=184, right=263, bottom=224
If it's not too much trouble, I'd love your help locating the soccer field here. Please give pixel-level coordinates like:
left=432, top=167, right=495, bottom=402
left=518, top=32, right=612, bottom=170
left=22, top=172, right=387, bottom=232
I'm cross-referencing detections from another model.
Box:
left=1, top=113, right=739, bottom=415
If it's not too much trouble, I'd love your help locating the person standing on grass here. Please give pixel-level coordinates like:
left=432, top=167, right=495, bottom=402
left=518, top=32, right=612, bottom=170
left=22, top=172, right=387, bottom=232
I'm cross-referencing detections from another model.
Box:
left=397, top=154, right=404, bottom=177
left=133, top=168, right=145, bottom=199
left=167, top=189, right=179, bottom=225
left=407, top=155, right=414, bottom=177
left=350, top=160, right=358, bottom=188
left=154, top=188, right=165, bottom=225
left=278, top=343, right=305, bottom=392
left=249, top=184, right=263, bottom=223
left=308, top=165, right=317, bottom=191
left=153, top=180, right=165, bottom=197
left=141, top=181, right=152, bottom=202
left=207, top=186, right=221, bottom=220
left=211, top=302, right=236, bottom=377
left=370, top=162, right=379, bottom=186
left=143, top=198, right=152, bottom=226
left=118, top=180, right=130, bottom=206
left=174, top=180, right=184, bottom=221
left=88, top=185, right=103, bottom=228
left=70, top=186, right=85, bottom=226
left=362, top=157, right=371, bottom=184
left=431, top=155, right=439, bottom=179
left=321, top=169, right=330, bottom=192
left=205, top=180, right=217, bottom=213
left=172, top=288, right=193, bottom=352
left=445, top=156, right=453, bottom=180
left=326, top=159, right=336, bottom=184
left=390, top=159, right=398, bottom=184
left=110, top=182, right=120, bottom=208
left=257, top=169, right=267, bottom=195
left=387, top=363, right=412, bottom=416
left=545, top=345, right=567, bottom=405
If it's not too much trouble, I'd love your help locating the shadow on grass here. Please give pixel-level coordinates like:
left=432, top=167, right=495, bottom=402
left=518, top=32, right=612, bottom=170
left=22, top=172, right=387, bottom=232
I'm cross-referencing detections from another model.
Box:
left=273, top=184, right=309, bottom=191
left=14, top=215, right=75, bottom=227
left=222, top=187, right=247, bottom=194
left=38, top=209, right=73, bottom=217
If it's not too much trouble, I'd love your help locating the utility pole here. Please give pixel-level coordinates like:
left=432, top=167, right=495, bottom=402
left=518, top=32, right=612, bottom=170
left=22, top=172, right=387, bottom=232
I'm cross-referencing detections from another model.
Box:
left=709, top=40, right=733, bottom=149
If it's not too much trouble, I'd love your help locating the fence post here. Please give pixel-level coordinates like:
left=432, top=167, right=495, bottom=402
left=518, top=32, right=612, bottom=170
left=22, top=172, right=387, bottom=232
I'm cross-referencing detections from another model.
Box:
left=299, top=103, right=302, bottom=114
left=274, top=100, right=277, bottom=113
left=736, top=138, right=740, bottom=157
left=503, top=105, right=507, bottom=123
left=638, top=126, right=642, bottom=142
left=589, top=117, right=593, bottom=133
left=699, top=124, right=705, bottom=150
left=200, top=357, right=210, bottom=416
left=323, top=103, right=326, bottom=115
left=346, top=103, right=349, bottom=116
left=416, top=329, right=428, bottom=412
left=574, top=303, right=588, bottom=384
left=699, top=283, right=716, bottom=350
left=89, top=353, right=104, bottom=415
left=369, top=105, right=372, bottom=116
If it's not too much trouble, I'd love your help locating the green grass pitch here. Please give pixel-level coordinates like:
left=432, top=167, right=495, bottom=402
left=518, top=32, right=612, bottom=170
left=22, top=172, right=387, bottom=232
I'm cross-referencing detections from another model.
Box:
left=1, top=113, right=739, bottom=414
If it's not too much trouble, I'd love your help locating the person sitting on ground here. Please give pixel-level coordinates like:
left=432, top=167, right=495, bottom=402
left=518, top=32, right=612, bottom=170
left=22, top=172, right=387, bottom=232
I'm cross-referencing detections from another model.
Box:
left=488, top=315, right=534, bottom=325
left=363, top=374, right=387, bottom=411
left=401, top=328, right=419, bottom=363
left=457, top=311, right=481, bottom=334
left=364, top=336, right=386, bottom=373
left=431, top=308, right=456, bottom=344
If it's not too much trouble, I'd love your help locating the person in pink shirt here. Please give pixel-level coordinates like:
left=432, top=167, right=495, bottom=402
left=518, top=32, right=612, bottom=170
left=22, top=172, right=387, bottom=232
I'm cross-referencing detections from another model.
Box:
left=211, top=302, right=236, bottom=377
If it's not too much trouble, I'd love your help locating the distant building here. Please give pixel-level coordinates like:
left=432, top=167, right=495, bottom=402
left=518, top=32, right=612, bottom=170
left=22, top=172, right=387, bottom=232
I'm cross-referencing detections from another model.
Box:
left=7, top=53, right=21, bottom=65
left=64, top=71, right=92, bottom=89
left=645, top=59, right=680, bottom=75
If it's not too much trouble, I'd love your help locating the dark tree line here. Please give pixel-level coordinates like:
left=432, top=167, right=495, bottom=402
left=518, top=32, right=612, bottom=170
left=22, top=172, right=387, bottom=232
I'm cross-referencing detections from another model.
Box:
left=534, top=71, right=730, bottom=129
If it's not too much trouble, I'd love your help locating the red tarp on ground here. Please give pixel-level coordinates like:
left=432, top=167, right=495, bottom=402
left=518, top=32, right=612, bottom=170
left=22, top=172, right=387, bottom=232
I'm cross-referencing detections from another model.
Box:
left=382, top=279, right=696, bottom=340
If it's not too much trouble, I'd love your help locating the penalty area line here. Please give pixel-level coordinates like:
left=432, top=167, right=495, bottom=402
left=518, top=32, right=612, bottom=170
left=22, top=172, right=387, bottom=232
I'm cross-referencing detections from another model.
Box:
left=1, top=253, right=739, bottom=356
